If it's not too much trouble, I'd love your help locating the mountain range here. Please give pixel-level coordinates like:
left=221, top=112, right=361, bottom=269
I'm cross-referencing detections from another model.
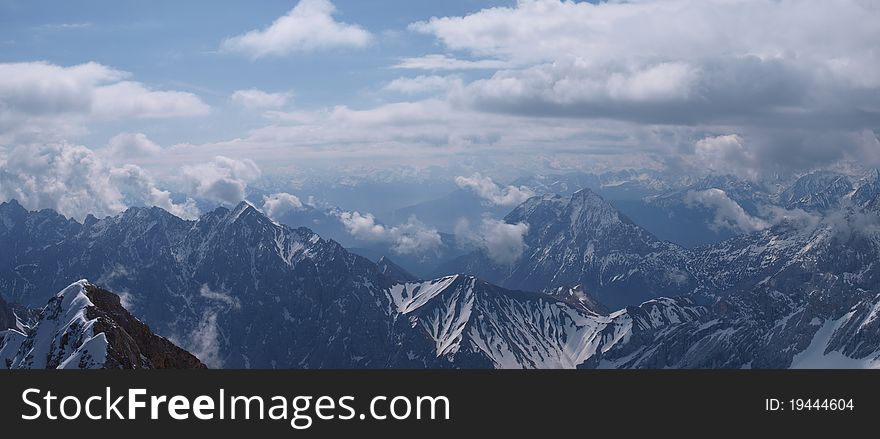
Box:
left=1, top=168, right=879, bottom=369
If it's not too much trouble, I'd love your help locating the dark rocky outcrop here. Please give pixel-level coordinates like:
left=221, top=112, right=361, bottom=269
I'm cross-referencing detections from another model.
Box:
left=0, top=294, right=15, bottom=330
left=83, top=284, right=206, bottom=369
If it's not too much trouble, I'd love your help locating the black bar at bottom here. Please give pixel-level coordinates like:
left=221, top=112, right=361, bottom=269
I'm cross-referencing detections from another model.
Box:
left=0, top=370, right=875, bottom=435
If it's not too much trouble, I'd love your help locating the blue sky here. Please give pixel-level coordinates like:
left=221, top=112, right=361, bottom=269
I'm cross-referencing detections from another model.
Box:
left=0, top=0, right=878, bottom=221
left=0, top=0, right=512, bottom=146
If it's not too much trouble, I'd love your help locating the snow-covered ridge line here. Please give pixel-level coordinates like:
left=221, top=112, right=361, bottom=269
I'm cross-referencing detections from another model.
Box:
left=385, top=275, right=711, bottom=368
left=1, top=280, right=206, bottom=369
left=1, top=280, right=108, bottom=369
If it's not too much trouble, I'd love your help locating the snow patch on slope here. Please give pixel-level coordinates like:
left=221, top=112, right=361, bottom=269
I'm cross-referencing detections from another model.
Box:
left=388, top=275, right=459, bottom=314
left=790, top=316, right=880, bottom=369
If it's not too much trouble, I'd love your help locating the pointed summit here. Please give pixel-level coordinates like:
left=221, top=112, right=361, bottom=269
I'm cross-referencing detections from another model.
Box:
left=0, top=198, right=27, bottom=218
left=378, top=256, right=418, bottom=283
left=443, top=186, right=695, bottom=309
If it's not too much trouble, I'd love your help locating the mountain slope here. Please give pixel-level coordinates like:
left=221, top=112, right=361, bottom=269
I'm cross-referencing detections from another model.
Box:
left=779, top=171, right=854, bottom=212
left=597, top=198, right=880, bottom=368
left=438, top=189, right=697, bottom=309
left=0, top=294, right=14, bottom=330
left=387, top=275, right=623, bottom=368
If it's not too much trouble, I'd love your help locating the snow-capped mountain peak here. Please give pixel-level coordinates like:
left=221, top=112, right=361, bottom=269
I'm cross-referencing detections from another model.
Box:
left=1, top=280, right=204, bottom=369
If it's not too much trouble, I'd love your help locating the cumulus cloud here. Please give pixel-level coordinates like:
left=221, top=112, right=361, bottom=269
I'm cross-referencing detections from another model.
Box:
left=455, top=173, right=535, bottom=207
left=685, top=189, right=768, bottom=233
left=104, top=132, right=163, bottom=159
left=221, top=0, right=372, bottom=58
left=0, top=61, right=208, bottom=143
left=231, top=88, right=292, bottom=109
left=337, top=211, right=442, bottom=255
left=0, top=142, right=199, bottom=220
left=456, top=218, right=529, bottom=265
left=181, top=156, right=262, bottom=206
left=693, top=135, right=756, bottom=178
left=262, top=192, right=304, bottom=220
left=383, top=75, right=462, bottom=95
left=109, top=164, right=201, bottom=220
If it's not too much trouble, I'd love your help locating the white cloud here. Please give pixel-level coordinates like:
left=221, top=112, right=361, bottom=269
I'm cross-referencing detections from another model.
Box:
left=393, top=54, right=511, bottom=70
left=91, top=81, right=210, bottom=119
left=221, top=0, right=372, bottom=58
left=104, top=132, right=163, bottom=159
left=0, top=61, right=208, bottom=143
left=181, top=156, right=262, bottom=206
left=174, top=285, right=242, bottom=368
left=186, top=310, right=223, bottom=368
left=455, top=173, right=535, bottom=207
left=231, top=88, right=292, bottom=109
left=693, top=135, right=756, bottom=177
left=759, top=205, right=822, bottom=230
left=685, top=189, right=768, bottom=233
left=262, top=192, right=304, bottom=220
left=383, top=75, right=462, bottom=95
left=457, top=217, right=529, bottom=265
left=0, top=142, right=199, bottom=221
left=108, top=164, right=201, bottom=220
left=337, top=211, right=442, bottom=255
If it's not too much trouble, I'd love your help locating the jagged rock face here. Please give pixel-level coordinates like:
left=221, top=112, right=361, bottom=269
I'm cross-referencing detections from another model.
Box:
left=544, top=285, right=609, bottom=315
left=438, top=189, right=697, bottom=310
left=82, top=284, right=206, bottom=369
left=0, top=281, right=205, bottom=369
left=851, top=170, right=880, bottom=207
left=0, top=295, right=14, bottom=330
left=779, top=171, right=854, bottom=212
left=600, top=206, right=880, bottom=369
